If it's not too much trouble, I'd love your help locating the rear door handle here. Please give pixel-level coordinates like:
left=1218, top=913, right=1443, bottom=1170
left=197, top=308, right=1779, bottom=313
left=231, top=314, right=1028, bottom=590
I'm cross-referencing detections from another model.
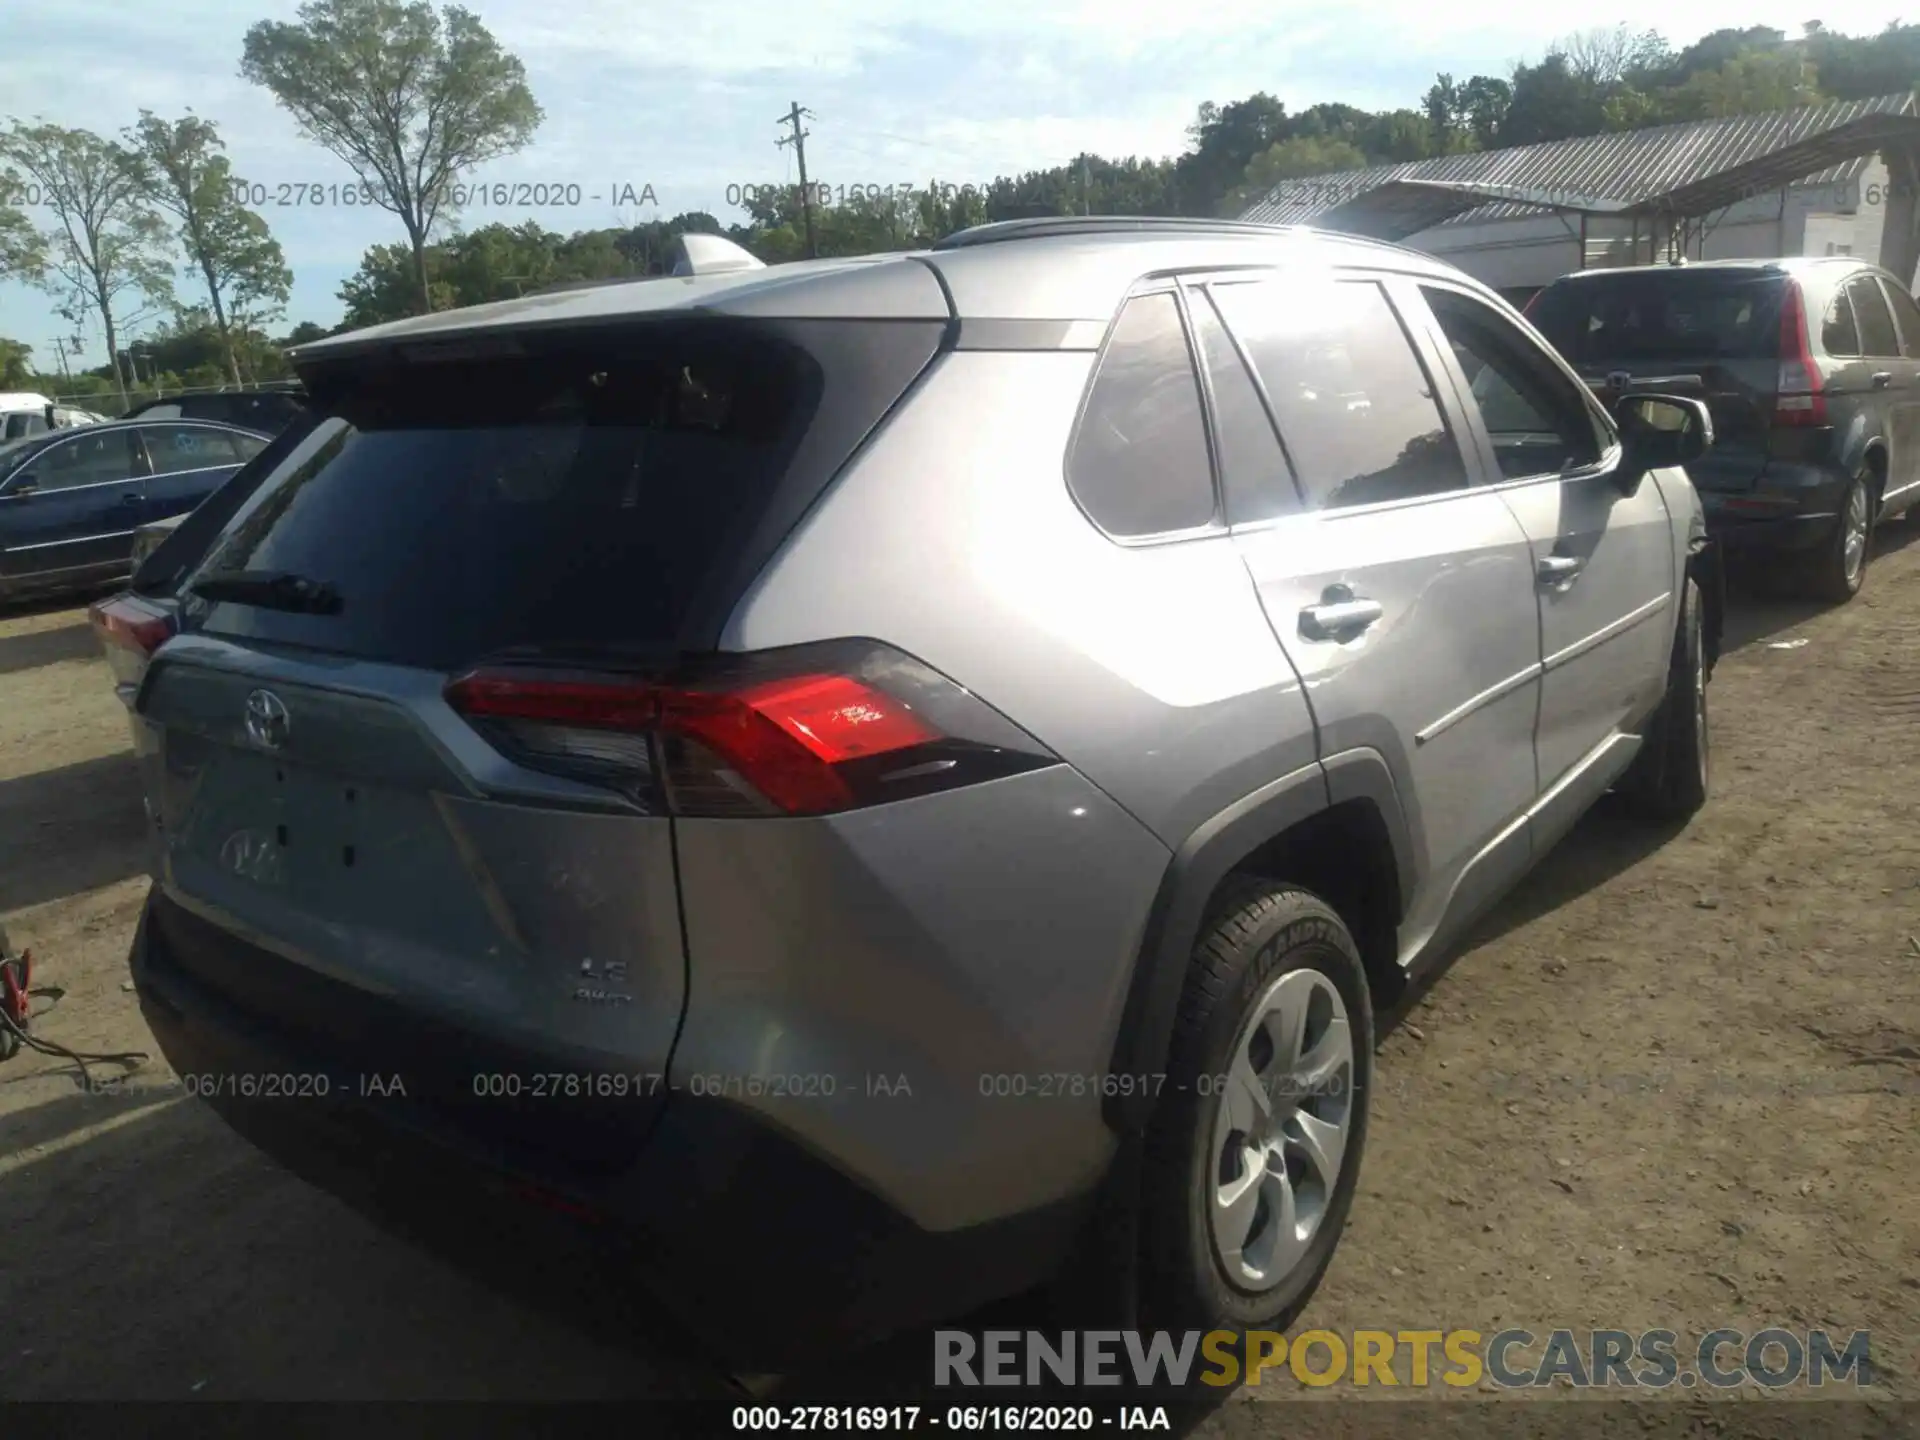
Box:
left=1872, top=371, right=1894, bottom=389
left=1298, top=596, right=1384, bottom=642
left=1537, top=554, right=1585, bottom=584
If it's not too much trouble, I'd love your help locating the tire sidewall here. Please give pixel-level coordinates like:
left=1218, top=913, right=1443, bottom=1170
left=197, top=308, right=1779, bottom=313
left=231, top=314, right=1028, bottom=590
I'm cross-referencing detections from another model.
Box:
left=1672, top=576, right=1708, bottom=806
left=1836, top=474, right=1873, bottom=597
left=1156, top=901, right=1374, bottom=1332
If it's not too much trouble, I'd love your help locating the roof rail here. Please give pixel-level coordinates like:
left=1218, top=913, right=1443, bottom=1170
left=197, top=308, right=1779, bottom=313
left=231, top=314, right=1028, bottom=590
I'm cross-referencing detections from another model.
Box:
left=931, top=215, right=1301, bottom=250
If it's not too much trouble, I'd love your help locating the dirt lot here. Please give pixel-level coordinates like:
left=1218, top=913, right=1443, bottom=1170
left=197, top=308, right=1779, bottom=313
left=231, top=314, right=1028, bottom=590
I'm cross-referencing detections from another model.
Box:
left=0, top=532, right=1916, bottom=1430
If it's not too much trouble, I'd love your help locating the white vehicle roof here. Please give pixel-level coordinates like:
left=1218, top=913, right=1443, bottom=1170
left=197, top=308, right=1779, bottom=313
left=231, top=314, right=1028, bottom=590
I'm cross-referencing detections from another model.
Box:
left=0, top=391, right=52, bottom=411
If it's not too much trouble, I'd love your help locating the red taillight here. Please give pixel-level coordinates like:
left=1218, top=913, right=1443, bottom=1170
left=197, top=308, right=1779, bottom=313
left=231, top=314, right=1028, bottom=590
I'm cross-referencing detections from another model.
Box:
left=442, top=643, right=1021, bottom=819
left=660, top=676, right=939, bottom=815
left=1775, top=282, right=1827, bottom=428
left=440, top=672, right=660, bottom=729
left=722, top=673, right=938, bottom=763
left=87, top=595, right=174, bottom=657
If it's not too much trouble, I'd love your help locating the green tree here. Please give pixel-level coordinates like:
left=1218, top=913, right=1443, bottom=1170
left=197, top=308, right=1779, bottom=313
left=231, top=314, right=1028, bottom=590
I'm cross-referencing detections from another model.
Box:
left=1176, top=94, right=1292, bottom=215
left=1229, top=136, right=1369, bottom=213
left=1663, top=50, right=1825, bottom=120
left=0, top=122, right=175, bottom=408
left=1499, top=54, right=1617, bottom=146
left=241, top=0, right=544, bottom=316
left=613, top=212, right=725, bottom=273
left=0, top=181, right=41, bottom=284
left=1664, top=26, right=1789, bottom=84
left=1426, top=74, right=1513, bottom=152
left=1806, top=22, right=1920, bottom=99
left=128, top=111, right=292, bottom=386
left=0, top=338, right=34, bottom=388
left=339, top=238, right=454, bottom=326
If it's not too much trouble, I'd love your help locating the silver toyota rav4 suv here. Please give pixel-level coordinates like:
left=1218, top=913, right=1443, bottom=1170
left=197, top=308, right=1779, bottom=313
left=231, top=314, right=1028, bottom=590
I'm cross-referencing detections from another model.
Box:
left=125, top=217, right=1722, bottom=1368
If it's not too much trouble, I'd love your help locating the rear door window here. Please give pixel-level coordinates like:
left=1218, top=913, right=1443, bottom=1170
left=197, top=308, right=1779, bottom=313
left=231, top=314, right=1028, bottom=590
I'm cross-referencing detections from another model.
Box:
left=141, top=423, right=234, bottom=475
left=1212, top=277, right=1469, bottom=511
left=28, top=428, right=141, bottom=490
left=1845, top=275, right=1901, bottom=358
left=1822, top=289, right=1862, bottom=357
left=1874, top=277, right=1920, bottom=359
left=1067, top=291, right=1217, bottom=537
left=178, top=321, right=941, bottom=670
left=1188, top=286, right=1299, bottom=525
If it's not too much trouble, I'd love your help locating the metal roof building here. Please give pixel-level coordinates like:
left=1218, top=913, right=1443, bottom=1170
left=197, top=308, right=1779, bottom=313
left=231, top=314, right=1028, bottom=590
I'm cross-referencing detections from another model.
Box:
left=1236, top=93, right=1920, bottom=297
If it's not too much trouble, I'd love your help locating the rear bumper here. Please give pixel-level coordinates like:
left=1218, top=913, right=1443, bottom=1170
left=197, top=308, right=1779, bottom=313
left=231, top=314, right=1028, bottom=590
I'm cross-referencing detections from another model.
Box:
left=132, top=882, right=1101, bottom=1367
left=1699, top=459, right=1850, bottom=556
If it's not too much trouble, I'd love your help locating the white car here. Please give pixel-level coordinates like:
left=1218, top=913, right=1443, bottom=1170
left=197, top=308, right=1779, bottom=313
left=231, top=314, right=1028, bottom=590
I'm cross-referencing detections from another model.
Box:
left=0, top=395, right=104, bottom=439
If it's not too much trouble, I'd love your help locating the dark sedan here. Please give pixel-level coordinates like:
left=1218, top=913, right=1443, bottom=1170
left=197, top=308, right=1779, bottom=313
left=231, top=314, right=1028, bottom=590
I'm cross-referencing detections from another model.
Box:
left=0, top=418, right=268, bottom=602
left=121, top=387, right=307, bottom=435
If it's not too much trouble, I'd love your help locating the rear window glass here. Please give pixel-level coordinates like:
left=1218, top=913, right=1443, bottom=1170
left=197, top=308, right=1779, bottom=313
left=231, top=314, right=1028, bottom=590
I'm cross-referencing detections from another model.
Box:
left=1529, top=272, right=1785, bottom=364
left=180, top=330, right=835, bottom=671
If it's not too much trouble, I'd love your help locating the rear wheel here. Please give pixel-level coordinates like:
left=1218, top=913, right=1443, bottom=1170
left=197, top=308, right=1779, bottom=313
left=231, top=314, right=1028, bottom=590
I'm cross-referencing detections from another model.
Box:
left=1796, top=471, right=1874, bottom=602
left=1140, top=881, right=1372, bottom=1336
left=1622, top=577, right=1709, bottom=824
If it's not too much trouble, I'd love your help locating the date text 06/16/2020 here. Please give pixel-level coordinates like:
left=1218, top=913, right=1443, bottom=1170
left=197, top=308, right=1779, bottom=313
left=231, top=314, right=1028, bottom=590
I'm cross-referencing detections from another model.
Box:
left=221, top=179, right=658, bottom=209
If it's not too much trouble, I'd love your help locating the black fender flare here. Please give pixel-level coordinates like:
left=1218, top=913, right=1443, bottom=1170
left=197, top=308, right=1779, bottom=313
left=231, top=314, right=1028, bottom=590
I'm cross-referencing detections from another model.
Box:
left=1102, top=749, right=1416, bottom=1134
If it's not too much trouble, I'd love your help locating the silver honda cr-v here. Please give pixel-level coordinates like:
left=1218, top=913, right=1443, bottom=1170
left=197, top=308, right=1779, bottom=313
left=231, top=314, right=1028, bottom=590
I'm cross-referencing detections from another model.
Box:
left=124, top=217, right=1723, bottom=1368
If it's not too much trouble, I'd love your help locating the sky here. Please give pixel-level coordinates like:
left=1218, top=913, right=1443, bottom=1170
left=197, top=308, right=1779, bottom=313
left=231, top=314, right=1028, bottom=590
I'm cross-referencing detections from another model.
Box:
left=0, top=1, right=1911, bottom=374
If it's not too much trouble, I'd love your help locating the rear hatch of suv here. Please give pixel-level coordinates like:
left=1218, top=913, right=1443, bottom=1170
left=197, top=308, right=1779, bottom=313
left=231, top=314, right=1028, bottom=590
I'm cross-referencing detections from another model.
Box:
left=135, top=313, right=946, bottom=1177
left=1528, top=266, right=1792, bottom=491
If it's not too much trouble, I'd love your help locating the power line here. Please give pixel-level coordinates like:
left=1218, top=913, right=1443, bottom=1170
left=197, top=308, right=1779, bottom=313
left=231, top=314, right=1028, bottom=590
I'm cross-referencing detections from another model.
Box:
left=775, top=101, right=818, bottom=259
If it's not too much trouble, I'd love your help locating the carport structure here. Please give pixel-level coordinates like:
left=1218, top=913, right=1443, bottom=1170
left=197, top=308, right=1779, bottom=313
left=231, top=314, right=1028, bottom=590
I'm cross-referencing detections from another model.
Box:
left=1240, top=94, right=1920, bottom=287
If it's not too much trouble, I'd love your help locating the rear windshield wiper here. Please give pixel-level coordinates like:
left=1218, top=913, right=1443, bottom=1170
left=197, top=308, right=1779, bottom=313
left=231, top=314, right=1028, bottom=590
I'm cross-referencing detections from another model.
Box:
left=189, top=569, right=343, bottom=615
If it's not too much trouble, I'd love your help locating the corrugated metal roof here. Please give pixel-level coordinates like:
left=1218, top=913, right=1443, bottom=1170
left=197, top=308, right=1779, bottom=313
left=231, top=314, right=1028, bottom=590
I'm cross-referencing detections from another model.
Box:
left=1239, top=93, right=1916, bottom=229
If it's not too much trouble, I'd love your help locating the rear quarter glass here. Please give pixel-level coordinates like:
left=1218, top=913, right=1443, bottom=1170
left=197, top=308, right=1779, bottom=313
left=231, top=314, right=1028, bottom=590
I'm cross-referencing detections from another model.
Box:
left=177, top=319, right=945, bottom=669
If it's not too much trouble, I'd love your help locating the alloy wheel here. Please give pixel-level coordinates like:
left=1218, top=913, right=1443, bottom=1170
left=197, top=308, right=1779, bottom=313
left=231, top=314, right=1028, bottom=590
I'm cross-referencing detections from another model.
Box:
left=1209, top=967, right=1355, bottom=1290
left=1843, top=481, right=1871, bottom=586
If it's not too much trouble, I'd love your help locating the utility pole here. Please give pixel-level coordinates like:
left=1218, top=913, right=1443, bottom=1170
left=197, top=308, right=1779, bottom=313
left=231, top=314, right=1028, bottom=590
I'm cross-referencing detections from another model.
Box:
left=776, top=101, right=818, bottom=259
left=1082, top=155, right=1091, bottom=216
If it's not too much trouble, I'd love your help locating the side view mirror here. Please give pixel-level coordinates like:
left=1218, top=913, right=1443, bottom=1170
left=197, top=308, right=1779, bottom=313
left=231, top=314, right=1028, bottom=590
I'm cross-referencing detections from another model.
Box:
left=1615, top=392, right=1713, bottom=494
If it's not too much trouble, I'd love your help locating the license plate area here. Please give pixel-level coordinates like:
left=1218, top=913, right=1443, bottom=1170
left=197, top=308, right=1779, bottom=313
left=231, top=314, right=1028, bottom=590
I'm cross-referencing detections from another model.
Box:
left=176, top=742, right=494, bottom=949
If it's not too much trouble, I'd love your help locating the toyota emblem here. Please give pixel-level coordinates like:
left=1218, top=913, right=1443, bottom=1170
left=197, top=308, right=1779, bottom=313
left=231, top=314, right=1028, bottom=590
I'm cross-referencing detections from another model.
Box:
left=244, top=688, right=291, bottom=750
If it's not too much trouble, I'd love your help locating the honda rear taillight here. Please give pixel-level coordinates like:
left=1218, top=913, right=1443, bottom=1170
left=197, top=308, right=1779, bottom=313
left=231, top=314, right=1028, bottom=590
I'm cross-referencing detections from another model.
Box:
left=87, top=595, right=174, bottom=657
left=1775, top=282, right=1827, bottom=427
left=443, top=641, right=1055, bottom=817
